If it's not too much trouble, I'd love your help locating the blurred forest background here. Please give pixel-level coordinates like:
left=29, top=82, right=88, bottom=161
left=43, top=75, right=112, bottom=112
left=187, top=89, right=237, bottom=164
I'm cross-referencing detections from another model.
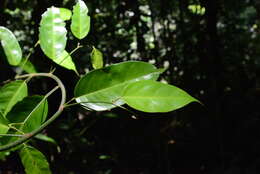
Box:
left=1, top=0, right=260, bottom=173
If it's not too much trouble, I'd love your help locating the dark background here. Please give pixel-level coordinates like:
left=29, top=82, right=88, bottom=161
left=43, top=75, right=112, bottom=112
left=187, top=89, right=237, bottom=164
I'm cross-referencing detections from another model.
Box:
left=1, top=0, right=260, bottom=173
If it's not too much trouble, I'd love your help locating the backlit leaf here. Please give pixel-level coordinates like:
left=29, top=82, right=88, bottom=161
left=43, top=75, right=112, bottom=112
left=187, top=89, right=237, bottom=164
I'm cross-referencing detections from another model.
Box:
left=19, top=58, right=37, bottom=73
left=70, top=0, right=90, bottom=39
left=0, top=80, right=27, bottom=117
left=52, top=50, right=77, bottom=72
left=59, top=8, right=72, bottom=21
left=122, top=80, right=199, bottom=112
left=6, top=96, right=48, bottom=133
left=91, top=46, right=103, bottom=69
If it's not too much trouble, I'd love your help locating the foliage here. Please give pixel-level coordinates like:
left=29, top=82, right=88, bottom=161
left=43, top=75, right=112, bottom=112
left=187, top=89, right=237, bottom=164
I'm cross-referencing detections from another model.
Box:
left=0, top=1, right=198, bottom=173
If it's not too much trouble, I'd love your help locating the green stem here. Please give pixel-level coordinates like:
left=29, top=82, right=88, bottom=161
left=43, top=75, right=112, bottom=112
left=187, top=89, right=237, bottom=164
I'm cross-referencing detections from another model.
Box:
left=16, top=40, right=40, bottom=76
left=0, top=134, right=24, bottom=137
left=0, top=73, right=66, bottom=152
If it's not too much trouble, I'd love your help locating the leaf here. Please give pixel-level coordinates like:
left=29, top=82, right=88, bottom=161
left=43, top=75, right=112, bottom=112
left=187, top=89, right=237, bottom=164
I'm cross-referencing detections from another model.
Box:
left=91, top=46, right=103, bottom=69
left=52, top=50, right=77, bottom=72
left=6, top=96, right=48, bottom=133
left=35, top=134, right=60, bottom=152
left=188, top=5, right=205, bottom=15
left=19, top=146, right=51, bottom=174
left=19, top=58, right=37, bottom=73
left=35, top=134, right=57, bottom=145
left=0, top=26, right=22, bottom=66
left=122, top=80, right=199, bottom=113
left=59, top=8, right=72, bottom=21
left=39, top=7, right=67, bottom=59
left=74, top=61, right=164, bottom=111
left=0, top=80, right=28, bottom=117
left=0, top=113, right=9, bottom=134
left=70, top=0, right=90, bottom=39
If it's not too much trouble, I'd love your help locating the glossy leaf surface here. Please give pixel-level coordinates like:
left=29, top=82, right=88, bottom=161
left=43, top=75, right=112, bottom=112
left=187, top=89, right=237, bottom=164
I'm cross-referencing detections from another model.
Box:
left=91, top=46, right=103, bottom=69
left=0, top=80, right=28, bottom=117
left=74, top=61, right=164, bottom=111
left=70, top=0, right=90, bottom=39
left=39, top=7, right=67, bottom=59
left=53, top=50, right=77, bottom=72
left=0, top=26, right=22, bottom=65
left=59, top=8, right=72, bottom=21
left=19, top=146, right=51, bottom=174
left=122, top=80, right=199, bottom=112
left=6, top=96, right=48, bottom=133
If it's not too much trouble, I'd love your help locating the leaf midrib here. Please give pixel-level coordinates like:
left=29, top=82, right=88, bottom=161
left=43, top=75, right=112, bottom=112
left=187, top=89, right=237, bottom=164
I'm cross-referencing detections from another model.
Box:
left=3, top=81, right=26, bottom=116
left=76, top=71, right=161, bottom=99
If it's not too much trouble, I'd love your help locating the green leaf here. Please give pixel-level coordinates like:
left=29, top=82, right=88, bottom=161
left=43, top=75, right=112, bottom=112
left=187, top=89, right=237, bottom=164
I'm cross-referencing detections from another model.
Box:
left=70, top=0, right=90, bottom=39
left=188, top=5, right=205, bottom=15
left=19, top=146, right=51, bottom=174
left=19, top=58, right=37, bottom=73
left=53, top=50, right=77, bottom=72
left=0, top=151, right=10, bottom=161
left=0, top=26, right=22, bottom=66
left=59, top=8, right=72, bottom=21
left=6, top=96, right=48, bottom=133
left=39, top=7, right=67, bottom=59
left=74, top=61, right=164, bottom=111
left=35, top=134, right=60, bottom=152
left=122, top=80, right=199, bottom=113
left=35, top=134, right=57, bottom=145
left=0, top=113, right=9, bottom=134
left=91, top=46, right=103, bottom=69
left=0, top=80, right=28, bottom=117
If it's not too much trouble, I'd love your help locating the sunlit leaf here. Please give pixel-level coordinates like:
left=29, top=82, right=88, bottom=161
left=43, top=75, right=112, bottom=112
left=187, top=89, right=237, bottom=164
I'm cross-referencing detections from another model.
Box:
left=19, top=146, right=51, bottom=174
left=122, top=80, right=199, bottom=112
left=52, top=50, right=77, bottom=72
left=39, top=7, right=67, bottom=59
left=59, top=8, right=72, bottom=21
left=6, top=96, right=48, bottom=133
left=0, top=80, right=28, bottom=117
left=91, top=46, right=103, bottom=69
left=188, top=5, right=205, bottom=15
left=70, top=0, right=90, bottom=39
left=0, top=26, right=22, bottom=66
left=74, top=61, right=164, bottom=111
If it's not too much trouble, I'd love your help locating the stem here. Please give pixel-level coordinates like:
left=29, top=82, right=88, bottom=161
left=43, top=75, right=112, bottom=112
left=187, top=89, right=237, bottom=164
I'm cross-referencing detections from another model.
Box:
left=58, top=43, right=83, bottom=65
left=17, top=40, right=40, bottom=76
left=0, top=73, right=66, bottom=152
left=0, top=134, right=24, bottom=137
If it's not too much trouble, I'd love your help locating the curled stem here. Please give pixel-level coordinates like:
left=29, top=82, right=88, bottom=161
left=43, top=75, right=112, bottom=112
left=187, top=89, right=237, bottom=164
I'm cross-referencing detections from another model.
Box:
left=0, top=73, right=66, bottom=151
